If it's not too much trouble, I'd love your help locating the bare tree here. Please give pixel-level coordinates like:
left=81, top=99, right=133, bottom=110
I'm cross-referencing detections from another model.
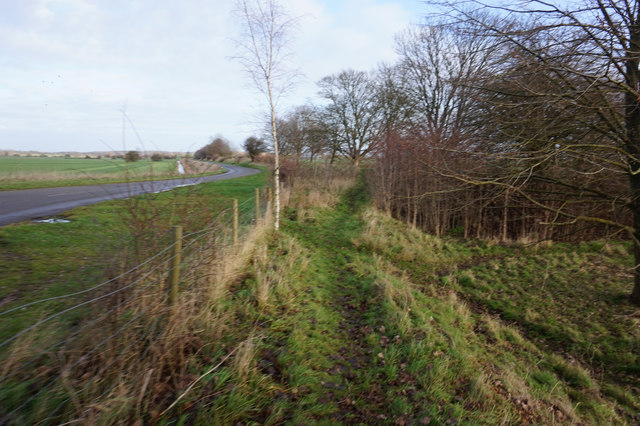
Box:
left=300, top=106, right=330, bottom=162
left=395, top=23, right=492, bottom=141
left=234, top=0, right=298, bottom=230
left=195, top=136, right=233, bottom=160
left=243, top=136, right=268, bottom=161
left=369, top=21, right=505, bottom=238
left=276, top=109, right=306, bottom=158
left=318, top=70, right=382, bottom=166
left=429, top=0, right=640, bottom=303
left=275, top=105, right=327, bottom=161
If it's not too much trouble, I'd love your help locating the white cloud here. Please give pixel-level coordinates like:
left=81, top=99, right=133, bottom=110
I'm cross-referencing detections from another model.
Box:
left=0, top=0, right=426, bottom=152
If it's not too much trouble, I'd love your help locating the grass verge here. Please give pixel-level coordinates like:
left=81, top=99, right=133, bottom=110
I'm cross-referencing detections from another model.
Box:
left=0, top=167, right=267, bottom=343
left=2, top=163, right=638, bottom=424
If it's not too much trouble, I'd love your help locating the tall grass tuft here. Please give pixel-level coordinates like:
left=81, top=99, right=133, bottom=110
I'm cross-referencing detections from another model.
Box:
left=0, top=181, right=271, bottom=424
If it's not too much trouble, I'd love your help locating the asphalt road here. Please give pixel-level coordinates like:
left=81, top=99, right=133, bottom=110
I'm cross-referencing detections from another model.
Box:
left=0, top=163, right=261, bottom=226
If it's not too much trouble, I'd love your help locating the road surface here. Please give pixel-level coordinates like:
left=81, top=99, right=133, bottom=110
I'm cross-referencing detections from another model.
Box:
left=0, top=163, right=261, bottom=226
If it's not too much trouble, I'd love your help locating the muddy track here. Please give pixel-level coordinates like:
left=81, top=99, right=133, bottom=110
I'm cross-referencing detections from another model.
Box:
left=274, top=186, right=429, bottom=423
left=323, top=258, right=384, bottom=422
left=296, top=201, right=385, bottom=421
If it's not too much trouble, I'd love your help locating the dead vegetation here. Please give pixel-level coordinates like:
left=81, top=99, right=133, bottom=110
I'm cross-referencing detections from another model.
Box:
left=178, top=158, right=222, bottom=175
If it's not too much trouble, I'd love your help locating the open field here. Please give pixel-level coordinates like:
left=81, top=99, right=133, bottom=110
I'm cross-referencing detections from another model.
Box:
left=0, top=156, right=221, bottom=190
left=1, top=165, right=638, bottom=424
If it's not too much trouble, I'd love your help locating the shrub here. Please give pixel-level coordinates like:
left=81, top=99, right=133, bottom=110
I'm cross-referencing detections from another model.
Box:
left=124, top=150, right=141, bottom=162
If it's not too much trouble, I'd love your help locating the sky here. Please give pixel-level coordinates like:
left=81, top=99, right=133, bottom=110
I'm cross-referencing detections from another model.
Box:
left=0, top=0, right=428, bottom=153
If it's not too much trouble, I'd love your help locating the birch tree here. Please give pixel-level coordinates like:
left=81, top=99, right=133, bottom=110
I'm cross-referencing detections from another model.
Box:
left=234, top=0, right=298, bottom=230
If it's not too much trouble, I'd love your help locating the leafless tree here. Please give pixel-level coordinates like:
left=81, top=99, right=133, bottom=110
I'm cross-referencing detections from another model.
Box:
left=318, top=70, right=383, bottom=166
left=429, top=0, right=640, bottom=303
left=243, top=136, right=268, bottom=162
left=275, top=105, right=328, bottom=161
left=233, top=0, right=299, bottom=230
left=375, top=63, right=416, bottom=137
left=370, top=21, right=502, bottom=237
left=394, top=21, right=494, bottom=142
left=195, top=136, right=233, bottom=160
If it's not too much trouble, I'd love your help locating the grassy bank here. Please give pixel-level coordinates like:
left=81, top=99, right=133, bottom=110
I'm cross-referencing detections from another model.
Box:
left=2, top=164, right=638, bottom=424
left=186, top=176, right=635, bottom=424
left=0, top=166, right=267, bottom=342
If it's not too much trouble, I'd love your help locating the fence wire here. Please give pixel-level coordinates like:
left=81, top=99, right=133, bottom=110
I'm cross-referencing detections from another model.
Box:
left=0, top=189, right=271, bottom=424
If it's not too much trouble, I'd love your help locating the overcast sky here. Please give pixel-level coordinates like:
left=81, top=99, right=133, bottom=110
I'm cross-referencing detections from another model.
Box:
left=0, top=0, right=427, bottom=153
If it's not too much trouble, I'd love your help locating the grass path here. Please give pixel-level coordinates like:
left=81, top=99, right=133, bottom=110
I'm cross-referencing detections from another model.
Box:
left=212, top=182, right=433, bottom=423
left=275, top=183, right=408, bottom=422
left=236, top=182, right=526, bottom=423
left=202, top=177, right=637, bottom=424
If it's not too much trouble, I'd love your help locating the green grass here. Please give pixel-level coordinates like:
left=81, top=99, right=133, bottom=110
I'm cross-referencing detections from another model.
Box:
left=0, top=164, right=269, bottom=423
left=0, top=156, right=175, bottom=174
left=176, top=176, right=636, bottom=424
left=447, top=241, right=639, bottom=384
left=355, top=211, right=639, bottom=420
left=2, top=165, right=638, bottom=424
left=0, top=166, right=268, bottom=345
left=0, top=156, right=223, bottom=190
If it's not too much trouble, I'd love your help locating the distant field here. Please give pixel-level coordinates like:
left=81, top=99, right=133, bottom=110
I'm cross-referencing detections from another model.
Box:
left=0, top=156, right=175, bottom=176
left=0, top=156, right=179, bottom=190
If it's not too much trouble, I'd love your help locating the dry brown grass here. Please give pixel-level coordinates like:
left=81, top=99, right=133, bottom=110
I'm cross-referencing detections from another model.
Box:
left=233, top=334, right=257, bottom=380
left=179, top=159, right=221, bottom=175
left=284, top=161, right=359, bottom=211
left=1, top=205, right=273, bottom=424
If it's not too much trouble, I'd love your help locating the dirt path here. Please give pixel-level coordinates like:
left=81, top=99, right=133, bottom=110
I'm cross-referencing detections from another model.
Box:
left=255, top=186, right=427, bottom=424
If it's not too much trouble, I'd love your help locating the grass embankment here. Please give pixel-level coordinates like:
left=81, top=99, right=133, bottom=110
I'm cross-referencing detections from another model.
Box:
left=0, top=166, right=267, bottom=343
left=0, top=165, right=268, bottom=424
left=176, top=175, right=637, bottom=424
left=2, top=164, right=638, bottom=424
left=0, top=157, right=223, bottom=190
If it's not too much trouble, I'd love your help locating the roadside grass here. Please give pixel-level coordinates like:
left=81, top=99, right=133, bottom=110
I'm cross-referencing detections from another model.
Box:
left=1, top=208, right=273, bottom=425
left=0, top=157, right=223, bottom=190
left=0, top=162, right=353, bottom=424
left=0, top=167, right=267, bottom=344
left=0, top=164, right=269, bottom=423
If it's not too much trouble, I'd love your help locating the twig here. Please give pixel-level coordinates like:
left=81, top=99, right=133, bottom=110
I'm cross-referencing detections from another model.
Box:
left=157, top=345, right=240, bottom=417
left=136, top=368, right=154, bottom=417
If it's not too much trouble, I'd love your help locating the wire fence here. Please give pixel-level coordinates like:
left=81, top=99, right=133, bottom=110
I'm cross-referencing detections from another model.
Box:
left=0, top=187, right=271, bottom=424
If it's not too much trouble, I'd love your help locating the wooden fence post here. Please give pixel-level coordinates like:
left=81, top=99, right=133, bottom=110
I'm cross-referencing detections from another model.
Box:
left=255, top=188, right=260, bottom=223
left=266, top=187, right=273, bottom=221
left=233, top=199, right=238, bottom=245
left=168, top=225, right=183, bottom=306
